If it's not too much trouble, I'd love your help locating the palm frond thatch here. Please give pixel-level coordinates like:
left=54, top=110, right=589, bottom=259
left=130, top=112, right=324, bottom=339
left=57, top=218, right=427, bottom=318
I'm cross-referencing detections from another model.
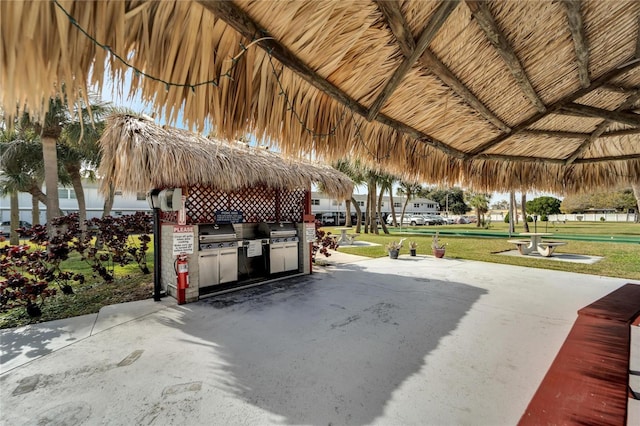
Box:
left=2, top=1, right=640, bottom=194
left=98, top=114, right=353, bottom=199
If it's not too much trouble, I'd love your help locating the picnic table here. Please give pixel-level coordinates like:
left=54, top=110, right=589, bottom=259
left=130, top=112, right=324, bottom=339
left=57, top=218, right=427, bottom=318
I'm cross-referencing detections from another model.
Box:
left=508, top=232, right=567, bottom=257
left=335, top=227, right=358, bottom=245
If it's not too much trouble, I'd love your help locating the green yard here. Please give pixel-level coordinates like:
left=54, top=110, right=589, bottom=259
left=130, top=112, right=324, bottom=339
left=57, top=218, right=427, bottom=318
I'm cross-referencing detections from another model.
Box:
left=2, top=221, right=638, bottom=329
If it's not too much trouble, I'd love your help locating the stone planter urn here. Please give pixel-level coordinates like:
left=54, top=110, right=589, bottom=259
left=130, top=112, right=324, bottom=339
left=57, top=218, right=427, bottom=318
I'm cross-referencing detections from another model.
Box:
left=433, top=248, right=446, bottom=258
left=389, top=249, right=399, bottom=259
left=410, top=248, right=417, bottom=256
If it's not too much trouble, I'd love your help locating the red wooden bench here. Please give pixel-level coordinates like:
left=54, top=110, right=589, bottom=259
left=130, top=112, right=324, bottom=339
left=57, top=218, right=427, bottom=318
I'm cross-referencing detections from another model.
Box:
left=519, top=283, right=640, bottom=426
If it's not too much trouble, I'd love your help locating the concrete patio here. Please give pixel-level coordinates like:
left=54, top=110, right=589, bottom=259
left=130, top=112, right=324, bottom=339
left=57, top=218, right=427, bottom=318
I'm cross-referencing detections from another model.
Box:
left=0, top=252, right=633, bottom=425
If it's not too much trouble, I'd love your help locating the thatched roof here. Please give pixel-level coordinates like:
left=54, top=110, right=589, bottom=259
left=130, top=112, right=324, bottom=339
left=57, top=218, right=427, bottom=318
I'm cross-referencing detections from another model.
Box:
left=3, top=1, right=640, bottom=193
left=98, top=114, right=354, bottom=199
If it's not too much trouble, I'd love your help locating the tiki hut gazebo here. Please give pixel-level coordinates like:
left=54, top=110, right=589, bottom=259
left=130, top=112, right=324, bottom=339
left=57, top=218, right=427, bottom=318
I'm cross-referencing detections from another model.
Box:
left=2, top=0, right=640, bottom=196
left=98, top=113, right=353, bottom=302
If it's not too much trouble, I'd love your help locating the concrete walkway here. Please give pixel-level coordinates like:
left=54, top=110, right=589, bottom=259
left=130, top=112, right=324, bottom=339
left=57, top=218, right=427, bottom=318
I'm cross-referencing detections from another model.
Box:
left=0, top=252, right=633, bottom=425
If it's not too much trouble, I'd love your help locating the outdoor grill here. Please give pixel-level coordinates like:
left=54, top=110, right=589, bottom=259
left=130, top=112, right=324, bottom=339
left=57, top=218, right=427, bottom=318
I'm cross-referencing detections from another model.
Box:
left=259, top=222, right=299, bottom=274
left=198, top=224, right=239, bottom=287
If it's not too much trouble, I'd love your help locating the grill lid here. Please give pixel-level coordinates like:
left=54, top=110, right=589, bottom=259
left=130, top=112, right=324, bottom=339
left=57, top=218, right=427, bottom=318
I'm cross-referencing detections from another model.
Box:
left=259, top=222, right=297, bottom=238
left=199, top=223, right=237, bottom=242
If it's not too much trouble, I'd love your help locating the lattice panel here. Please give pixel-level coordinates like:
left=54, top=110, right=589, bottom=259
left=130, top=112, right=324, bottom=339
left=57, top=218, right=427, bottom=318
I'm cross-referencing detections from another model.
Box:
left=159, top=185, right=307, bottom=224
left=279, top=189, right=306, bottom=222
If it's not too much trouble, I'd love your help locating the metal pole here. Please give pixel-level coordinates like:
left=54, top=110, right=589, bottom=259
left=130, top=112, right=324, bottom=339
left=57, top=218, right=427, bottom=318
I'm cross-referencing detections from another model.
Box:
left=153, top=207, right=162, bottom=301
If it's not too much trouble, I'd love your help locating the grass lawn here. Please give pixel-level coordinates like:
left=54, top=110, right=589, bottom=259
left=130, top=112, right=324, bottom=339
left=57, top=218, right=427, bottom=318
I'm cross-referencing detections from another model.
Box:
left=326, top=221, right=640, bottom=281
left=1, top=221, right=638, bottom=329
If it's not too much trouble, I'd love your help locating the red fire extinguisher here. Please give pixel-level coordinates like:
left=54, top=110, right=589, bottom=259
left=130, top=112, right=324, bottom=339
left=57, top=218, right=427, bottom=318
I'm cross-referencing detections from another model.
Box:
left=174, top=255, right=189, bottom=304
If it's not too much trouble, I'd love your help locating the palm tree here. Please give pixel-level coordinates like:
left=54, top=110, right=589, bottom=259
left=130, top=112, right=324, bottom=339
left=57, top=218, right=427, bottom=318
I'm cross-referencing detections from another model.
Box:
left=333, top=159, right=366, bottom=232
left=466, top=192, right=491, bottom=227
left=521, top=193, right=530, bottom=232
left=20, top=96, right=68, bottom=235
left=397, top=181, right=422, bottom=225
left=377, top=172, right=396, bottom=234
left=59, top=97, right=111, bottom=229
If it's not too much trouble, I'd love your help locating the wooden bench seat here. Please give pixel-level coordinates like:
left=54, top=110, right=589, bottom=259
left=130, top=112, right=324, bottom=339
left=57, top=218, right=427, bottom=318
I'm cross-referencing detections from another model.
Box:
left=520, top=283, right=640, bottom=425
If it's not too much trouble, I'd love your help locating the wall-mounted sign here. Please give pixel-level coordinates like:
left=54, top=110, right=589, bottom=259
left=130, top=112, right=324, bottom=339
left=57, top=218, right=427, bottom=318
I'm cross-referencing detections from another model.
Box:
left=215, top=210, right=243, bottom=224
left=305, top=223, right=316, bottom=243
left=173, top=225, right=194, bottom=255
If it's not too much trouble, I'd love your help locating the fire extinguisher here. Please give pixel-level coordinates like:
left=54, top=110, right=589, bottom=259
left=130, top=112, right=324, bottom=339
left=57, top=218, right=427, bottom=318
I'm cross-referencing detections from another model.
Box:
left=174, top=255, right=189, bottom=304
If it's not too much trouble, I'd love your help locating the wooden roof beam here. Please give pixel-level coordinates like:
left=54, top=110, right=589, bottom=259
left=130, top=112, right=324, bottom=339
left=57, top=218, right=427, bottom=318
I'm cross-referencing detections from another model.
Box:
left=565, top=91, right=640, bottom=164
left=521, top=130, right=589, bottom=139
left=367, top=0, right=460, bottom=121
left=466, top=1, right=546, bottom=113
left=600, top=84, right=640, bottom=93
left=468, top=58, right=640, bottom=156
left=195, top=0, right=468, bottom=160
left=375, top=0, right=510, bottom=133
left=561, top=0, right=590, bottom=87
left=374, top=1, right=414, bottom=57
left=560, top=102, right=640, bottom=127
left=600, top=128, right=640, bottom=137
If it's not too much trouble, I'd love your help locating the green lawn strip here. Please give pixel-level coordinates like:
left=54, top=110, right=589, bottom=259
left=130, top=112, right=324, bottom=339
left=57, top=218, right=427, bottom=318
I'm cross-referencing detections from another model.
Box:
left=332, top=230, right=640, bottom=281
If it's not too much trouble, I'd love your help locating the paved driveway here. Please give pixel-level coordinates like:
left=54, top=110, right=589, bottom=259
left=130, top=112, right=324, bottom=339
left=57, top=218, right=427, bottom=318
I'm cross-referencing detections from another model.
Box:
left=0, top=254, right=629, bottom=425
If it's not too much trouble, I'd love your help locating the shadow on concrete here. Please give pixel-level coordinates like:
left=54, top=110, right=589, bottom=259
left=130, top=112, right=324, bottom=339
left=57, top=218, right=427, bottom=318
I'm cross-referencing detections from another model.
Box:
left=0, top=326, right=61, bottom=367
left=157, top=262, right=487, bottom=425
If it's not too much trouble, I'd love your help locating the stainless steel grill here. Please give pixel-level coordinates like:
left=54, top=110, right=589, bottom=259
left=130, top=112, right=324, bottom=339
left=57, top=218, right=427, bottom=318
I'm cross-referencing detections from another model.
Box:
left=259, top=222, right=299, bottom=274
left=198, top=224, right=239, bottom=287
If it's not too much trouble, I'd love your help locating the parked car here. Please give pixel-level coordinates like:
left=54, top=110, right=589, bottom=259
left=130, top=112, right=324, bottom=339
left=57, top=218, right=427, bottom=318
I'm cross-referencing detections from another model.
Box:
left=422, top=214, right=445, bottom=225
left=443, top=217, right=457, bottom=225
left=386, top=214, right=426, bottom=226
left=0, top=220, right=32, bottom=237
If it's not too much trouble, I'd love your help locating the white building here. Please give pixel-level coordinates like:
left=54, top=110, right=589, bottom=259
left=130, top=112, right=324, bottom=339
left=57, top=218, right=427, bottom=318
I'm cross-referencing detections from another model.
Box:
left=1, top=184, right=440, bottom=225
left=0, top=180, right=151, bottom=224
left=310, top=191, right=440, bottom=225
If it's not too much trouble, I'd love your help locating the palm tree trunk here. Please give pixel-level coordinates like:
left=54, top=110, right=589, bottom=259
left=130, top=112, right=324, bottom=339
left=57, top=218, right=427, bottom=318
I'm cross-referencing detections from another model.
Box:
left=66, top=164, right=87, bottom=233
left=42, top=136, right=60, bottom=235
left=370, top=178, right=379, bottom=234
left=378, top=186, right=389, bottom=234
left=352, top=196, right=362, bottom=233
left=521, top=194, right=529, bottom=232
left=632, top=182, right=640, bottom=223
left=511, top=192, right=519, bottom=224
left=476, top=206, right=481, bottom=227
left=102, top=182, right=115, bottom=217
left=400, top=197, right=409, bottom=225
left=389, top=189, right=398, bottom=226
left=9, top=191, right=20, bottom=245
left=31, top=194, right=40, bottom=225
left=345, top=198, right=352, bottom=227
left=508, top=190, right=515, bottom=235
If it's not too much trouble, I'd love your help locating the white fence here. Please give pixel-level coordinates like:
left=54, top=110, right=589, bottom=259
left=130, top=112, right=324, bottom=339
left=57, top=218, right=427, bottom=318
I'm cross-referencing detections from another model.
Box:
left=489, top=212, right=638, bottom=223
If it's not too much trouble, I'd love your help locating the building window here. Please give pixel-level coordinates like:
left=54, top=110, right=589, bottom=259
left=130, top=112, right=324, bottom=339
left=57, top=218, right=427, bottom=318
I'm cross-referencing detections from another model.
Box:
left=332, top=200, right=341, bottom=206
left=115, top=190, right=123, bottom=196
left=394, top=202, right=401, bottom=208
left=136, top=192, right=147, bottom=201
left=414, top=203, right=420, bottom=208
left=57, top=188, right=76, bottom=199
left=311, top=199, right=320, bottom=205
left=358, top=201, right=365, bottom=207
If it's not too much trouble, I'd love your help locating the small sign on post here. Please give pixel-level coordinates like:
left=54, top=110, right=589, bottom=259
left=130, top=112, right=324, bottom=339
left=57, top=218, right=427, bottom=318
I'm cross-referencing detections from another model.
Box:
left=305, top=223, right=316, bottom=243
left=173, top=225, right=194, bottom=256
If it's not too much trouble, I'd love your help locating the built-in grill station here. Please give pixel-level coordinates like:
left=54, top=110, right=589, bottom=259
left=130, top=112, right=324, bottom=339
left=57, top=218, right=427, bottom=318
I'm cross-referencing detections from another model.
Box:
left=259, top=222, right=299, bottom=274
left=198, top=224, right=239, bottom=287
